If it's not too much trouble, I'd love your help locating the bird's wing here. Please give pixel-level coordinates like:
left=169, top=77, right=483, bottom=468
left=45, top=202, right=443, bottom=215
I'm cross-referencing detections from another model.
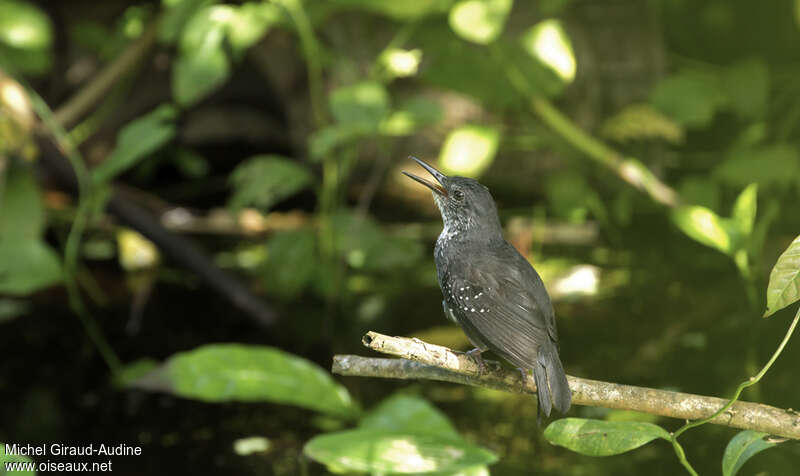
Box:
left=447, top=249, right=555, bottom=368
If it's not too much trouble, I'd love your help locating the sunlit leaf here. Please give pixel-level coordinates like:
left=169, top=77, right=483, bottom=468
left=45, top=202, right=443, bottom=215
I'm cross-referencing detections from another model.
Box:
left=226, top=2, right=280, bottom=54
left=731, top=183, right=757, bottom=236
left=763, top=234, right=800, bottom=317
left=260, top=229, right=316, bottom=298
left=92, top=104, right=177, bottom=184
left=449, top=0, right=513, bottom=45
left=172, top=34, right=229, bottom=106
left=544, top=418, right=669, bottom=456
left=228, top=155, right=313, bottom=211
left=380, top=48, right=422, bottom=78
left=671, top=205, right=733, bottom=254
left=130, top=344, right=360, bottom=419
left=722, top=59, right=769, bottom=120
left=439, top=125, right=499, bottom=177
left=116, top=228, right=160, bottom=271
left=159, top=0, right=216, bottom=44
left=520, top=19, right=576, bottom=83
left=0, top=0, right=52, bottom=74
left=650, top=70, right=726, bottom=128
left=0, top=442, right=35, bottom=473
left=721, top=430, right=777, bottom=476
left=328, top=0, right=454, bottom=20
left=329, top=81, right=390, bottom=127
left=361, top=394, right=459, bottom=437
left=713, top=144, right=800, bottom=190
left=304, top=429, right=497, bottom=474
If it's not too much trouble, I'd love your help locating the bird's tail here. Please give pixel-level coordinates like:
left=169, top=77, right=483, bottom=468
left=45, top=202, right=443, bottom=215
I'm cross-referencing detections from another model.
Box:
left=533, top=340, right=571, bottom=420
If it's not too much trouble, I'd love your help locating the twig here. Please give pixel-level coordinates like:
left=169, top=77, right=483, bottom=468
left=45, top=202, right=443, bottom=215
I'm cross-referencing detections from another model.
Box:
left=332, top=332, right=800, bottom=440
left=52, top=17, right=162, bottom=128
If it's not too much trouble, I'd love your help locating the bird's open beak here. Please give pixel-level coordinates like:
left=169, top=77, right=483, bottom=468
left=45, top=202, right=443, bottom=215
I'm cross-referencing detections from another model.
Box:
left=402, top=156, right=447, bottom=196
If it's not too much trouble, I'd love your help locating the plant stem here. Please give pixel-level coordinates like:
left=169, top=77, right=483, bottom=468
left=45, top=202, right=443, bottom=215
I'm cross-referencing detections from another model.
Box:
left=670, top=439, right=699, bottom=476
left=280, top=0, right=326, bottom=128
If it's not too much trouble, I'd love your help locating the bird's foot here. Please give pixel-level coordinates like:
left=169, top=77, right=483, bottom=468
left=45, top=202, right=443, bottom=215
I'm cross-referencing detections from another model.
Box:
left=466, top=348, right=488, bottom=375
left=517, top=368, right=529, bottom=389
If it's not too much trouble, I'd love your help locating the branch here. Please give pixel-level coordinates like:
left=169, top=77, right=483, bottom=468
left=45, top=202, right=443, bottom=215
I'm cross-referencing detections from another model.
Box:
left=333, top=332, right=800, bottom=440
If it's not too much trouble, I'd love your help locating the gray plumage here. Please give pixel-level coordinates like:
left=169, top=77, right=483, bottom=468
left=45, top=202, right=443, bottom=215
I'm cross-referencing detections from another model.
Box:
left=403, top=157, right=571, bottom=418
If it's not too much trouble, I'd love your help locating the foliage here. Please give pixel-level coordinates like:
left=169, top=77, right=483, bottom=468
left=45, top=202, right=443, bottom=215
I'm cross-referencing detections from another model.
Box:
left=721, top=430, right=777, bottom=476
left=544, top=418, right=670, bottom=456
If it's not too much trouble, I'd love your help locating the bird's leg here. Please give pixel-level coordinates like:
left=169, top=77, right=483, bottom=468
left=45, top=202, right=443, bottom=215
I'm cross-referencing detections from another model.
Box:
left=466, top=348, right=488, bottom=374
left=517, top=368, right=529, bottom=389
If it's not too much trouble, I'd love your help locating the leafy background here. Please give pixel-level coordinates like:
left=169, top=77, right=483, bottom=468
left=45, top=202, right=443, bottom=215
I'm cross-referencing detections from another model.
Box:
left=2, top=0, right=800, bottom=474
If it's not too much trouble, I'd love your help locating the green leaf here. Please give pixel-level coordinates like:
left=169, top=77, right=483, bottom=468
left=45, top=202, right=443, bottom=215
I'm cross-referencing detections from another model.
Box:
left=0, top=0, right=52, bottom=75
left=0, top=442, right=36, bottom=473
left=309, top=123, right=372, bottom=160
left=329, top=81, right=390, bottom=127
left=438, top=125, right=499, bottom=177
left=763, top=234, right=800, bottom=317
left=731, top=183, right=758, bottom=236
left=228, top=155, right=313, bottom=211
left=650, top=70, right=726, bottom=128
left=380, top=97, right=444, bottom=136
left=92, top=104, right=178, bottom=184
left=0, top=163, right=46, bottom=239
left=159, top=0, right=217, bottom=44
left=671, top=205, right=732, bottom=254
left=260, top=229, right=316, bottom=298
left=223, top=2, right=280, bottom=54
left=722, top=59, right=769, bottom=120
left=714, top=144, right=800, bottom=190
left=130, top=344, right=359, bottom=419
left=544, top=418, right=669, bottom=456
left=0, top=298, right=31, bottom=323
left=304, top=429, right=497, bottom=474
left=520, top=19, right=576, bottom=83
left=449, top=0, right=513, bottom=45
left=721, top=430, right=777, bottom=476
left=112, top=358, right=159, bottom=388
left=361, top=394, right=459, bottom=437
left=328, top=0, right=454, bottom=20
left=332, top=212, right=424, bottom=271
left=677, top=176, right=720, bottom=211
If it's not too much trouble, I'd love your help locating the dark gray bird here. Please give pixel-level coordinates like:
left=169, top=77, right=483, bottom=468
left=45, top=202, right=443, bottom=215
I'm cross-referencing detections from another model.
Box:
left=403, top=156, right=571, bottom=418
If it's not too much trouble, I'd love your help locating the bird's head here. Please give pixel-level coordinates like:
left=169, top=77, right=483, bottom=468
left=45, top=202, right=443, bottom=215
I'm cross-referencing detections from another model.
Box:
left=403, top=156, right=502, bottom=238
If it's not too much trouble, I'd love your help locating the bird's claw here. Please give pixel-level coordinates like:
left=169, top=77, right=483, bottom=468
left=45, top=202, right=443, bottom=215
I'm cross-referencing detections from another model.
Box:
left=466, top=348, right=488, bottom=375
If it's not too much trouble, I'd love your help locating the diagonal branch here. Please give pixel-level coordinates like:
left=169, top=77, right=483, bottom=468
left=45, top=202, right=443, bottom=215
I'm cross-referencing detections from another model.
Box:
left=332, top=332, right=800, bottom=440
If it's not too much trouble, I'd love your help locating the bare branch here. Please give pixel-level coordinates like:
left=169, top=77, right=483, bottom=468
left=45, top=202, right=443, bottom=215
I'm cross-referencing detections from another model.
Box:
left=333, top=332, right=800, bottom=440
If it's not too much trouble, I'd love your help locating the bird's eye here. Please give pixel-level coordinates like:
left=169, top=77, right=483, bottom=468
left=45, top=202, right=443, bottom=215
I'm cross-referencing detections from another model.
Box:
left=452, top=189, right=465, bottom=201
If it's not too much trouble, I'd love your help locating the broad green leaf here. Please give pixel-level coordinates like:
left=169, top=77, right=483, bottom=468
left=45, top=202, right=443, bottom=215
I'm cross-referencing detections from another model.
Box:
left=380, top=97, right=443, bottom=136
left=113, top=358, right=159, bottom=388
left=92, top=104, right=178, bottom=184
left=722, top=59, right=769, bottom=120
left=714, top=144, right=800, bottom=190
left=763, top=234, right=800, bottom=317
left=0, top=162, right=45, bottom=238
left=309, top=123, right=372, bottom=160
left=224, top=2, right=280, bottom=54
left=260, top=229, right=316, bottom=298
left=544, top=418, right=669, bottom=456
left=172, top=37, right=229, bottom=106
left=439, top=125, right=499, bottom=177
left=159, top=0, right=217, bottom=44
left=671, top=205, right=731, bottom=254
left=0, top=442, right=36, bottom=473
left=520, top=19, right=576, bottom=83
left=650, top=70, right=726, bottom=128
left=0, top=0, right=52, bottom=75
left=732, top=183, right=758, bottom=236
left=722, top=430, right=777, bottom=476
left=304, top=429, right=497, bottom=474
left=332, top=212, right=423, bottom=271
left=329, top=81, right=390, bottom=127
left=380, top=48, right=422, bottom=78
left=228, top=155, right=313, bottom=211
left=130, top=344, right=359, bottom=418
left=361, top=394, right=459, bottom=437
left=449, top=0, right=513, bottom=45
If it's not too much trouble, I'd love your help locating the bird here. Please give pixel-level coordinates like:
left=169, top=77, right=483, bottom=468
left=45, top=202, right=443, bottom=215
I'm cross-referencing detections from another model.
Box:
left=403, top=156, right=571, bottom=419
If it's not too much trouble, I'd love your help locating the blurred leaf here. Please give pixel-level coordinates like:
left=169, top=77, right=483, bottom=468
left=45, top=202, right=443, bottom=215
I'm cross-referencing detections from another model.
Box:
left=333, top=212, right=424, bottom=271
left=677, top=176, right=720, bottom=211
left=113, top=358, right=159, bottom=388
left=671, top=205, right=732, bottom=254
left=160, top=0, right=216, bottom=44
left=305, top=429, right=497, bottom=474
left=116, top=228, right=160, bottom=271
left=731, top=183, right=757, bottom=236
left=92, top=104, right=178, bottom=184
left=173, top=20, right=229, bottom=106
left=225, top=2, right=280, bottom=54
left=439, top=125, right=499, bottom=177
left=380, top=48, right=422, bottom=79
left=0, top=164, right=62, bottom=295
left=650, top=70, right=726, bottom=128
left=0, top=298, right=31, bottom=323
left=449, top=0, right=512, bottom=45
left=173, top=148, right=210, bottom=178
left=0, top=0, right=52, bottom=75
left=713, top=144, right=800, bottom=190
left=310, top=123, right=372, bottom=160
left=520, top=19, right=576, bottom=83
left=722, top=59, right=769, bottom=120
left=380, top=97, right=443, bottom=136
left=545, top=172, right=592, bottom=224
left=0, top=442, right=35, bottom=472
left=544, top=418, right=669, bottom=456
left=329, top=81, right=390, bottom=128
left=763, top=234, right=800, bottom=317
left=260, top=229, right=316, bottom=298
left=361, top=394, right=459, bottom=437
left=131, top=344, right=360, bottom=419
left=600, top=103, right=684, bottom=144
left=228, top=155, right=313, bottom=211
left=328, top=0, right=454, bottom=20
left=721, top=430, right=777, bottom=476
